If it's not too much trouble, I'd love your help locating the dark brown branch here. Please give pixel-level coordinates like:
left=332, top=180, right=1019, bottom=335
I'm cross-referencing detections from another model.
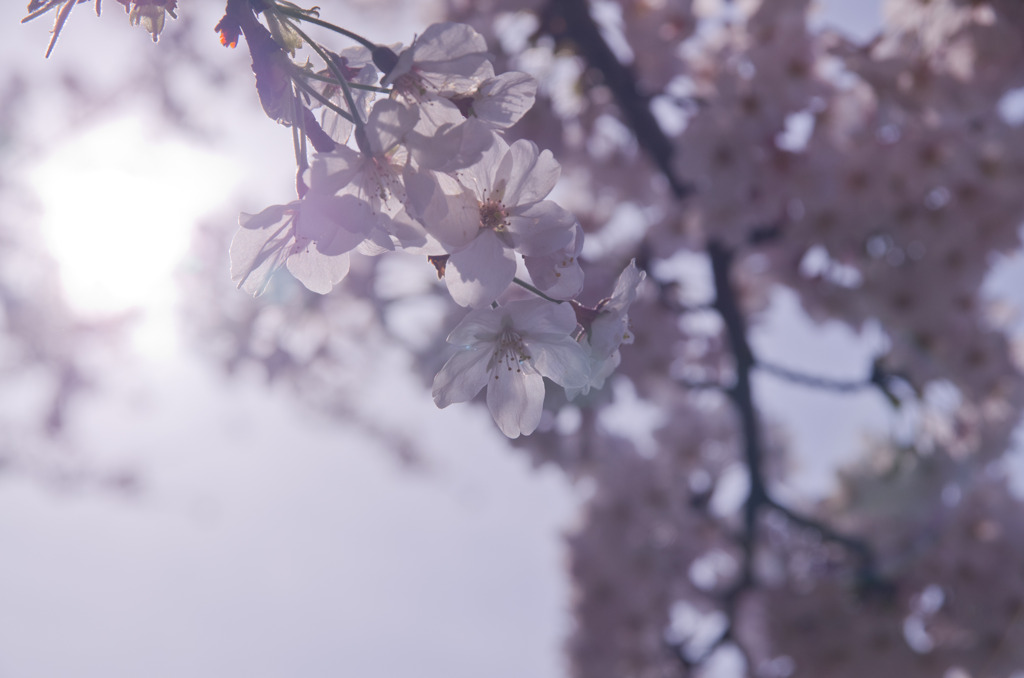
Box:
left=709, top=241, right=763, bottom=588
left=537, top=0, right=889, bottom=672
left=540, top=0, right=692, bottom=199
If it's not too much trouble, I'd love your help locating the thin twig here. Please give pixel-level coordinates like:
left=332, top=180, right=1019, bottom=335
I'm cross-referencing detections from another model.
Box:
left=675, top=377, right=727, bottom=391
left=512, top=277, right=564, bottom=304
left=757, top=360, right=873, bottom=392
left=283, top=17, right=365, bottom=134
left=291, top=70, right=355, bottom=124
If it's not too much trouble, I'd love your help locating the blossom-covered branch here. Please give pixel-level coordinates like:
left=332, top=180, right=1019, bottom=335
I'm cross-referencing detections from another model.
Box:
left=208, top=3, right=646, bottom=437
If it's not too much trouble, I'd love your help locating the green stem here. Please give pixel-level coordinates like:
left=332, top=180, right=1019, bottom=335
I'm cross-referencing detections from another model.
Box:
left=283, top=17, right=365, bottom=130
left=289, top=81, right=309, bottom=197
left=272, top=4, right=378, bottom=52
left=299, top=69, right=391, bottom=94
left=512, top=277, right=563, bottom=304
left=291, top=70, right=355, bottom=124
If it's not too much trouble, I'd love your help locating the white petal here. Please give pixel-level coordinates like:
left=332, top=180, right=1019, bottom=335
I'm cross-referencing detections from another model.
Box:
left=365, top=98, right=419, bottom=155
left=524, top=251, right=584, bottom=299
left=565, top=349, right=620, bottom=401
left=230, top=204, right=297, bottom=296
left=523, top=222, right=585, bottom=299
left=473, top=72, right=537, bottom=129
left=296, top=193, right=371, bottom=255
left=445, top=306, right=504, bottom=346
left=383, top=208, right=445, bottom=255
left=590, top=260, right=646, bottom=355
left=504, top=300, right=590, bottom=389
left=404, top=166, right=481, bottom=248
left=505, top=298, right=578, bottom=336
left=590, top=312, right=631, bottom=356
left=307, top=146, right=363, bottom=195
left=455, top=131, right=508, bottom=199
left=408, top=23, right=492, bottom=93
left=507, top=200, right=576, bottom=256
left=486, top=365, right=545, bottom=438
left=527, top=334, right=591, bottom=390
left=238, top=203, right=288, bottom=231
left=446, top=231, right=517, bottom=307
left=285, top=248, right=350, bottom=294
left=432, top=347, right=492, bottom=407
left=608, top=259, right=646, bottom=310
left=411, top=22, right=488, bottom=63
left=408, top=111, right=493, bottom=172
left=502, top=141, right=560, bottom=207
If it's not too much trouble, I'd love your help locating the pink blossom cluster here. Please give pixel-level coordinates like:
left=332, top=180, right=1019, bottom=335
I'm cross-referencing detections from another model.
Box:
left=226, top=15, right=645, bottom=438
left=443, top=0, right=1024, bottom=674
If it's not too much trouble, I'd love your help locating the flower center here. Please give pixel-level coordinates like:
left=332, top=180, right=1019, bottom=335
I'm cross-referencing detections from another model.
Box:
left=369, top=157, right=404, bottom=206
left=479, top=199, right=509, bottom=232
left=491, top=328, right=530, bottom=377
left=393, top=69, right=429, bottom=101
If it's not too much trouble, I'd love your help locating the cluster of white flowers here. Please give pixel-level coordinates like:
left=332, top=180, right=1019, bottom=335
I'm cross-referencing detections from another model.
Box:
left=227, top=17, right=644, bottom=437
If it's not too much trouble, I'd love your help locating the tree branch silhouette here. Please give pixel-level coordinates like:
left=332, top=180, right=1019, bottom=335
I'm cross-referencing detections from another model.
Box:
left=541, top=0, right=888, bottom=667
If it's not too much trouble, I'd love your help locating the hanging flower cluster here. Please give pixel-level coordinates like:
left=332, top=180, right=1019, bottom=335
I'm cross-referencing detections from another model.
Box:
left=21, top=0, right=644, bottom=437
left=217, top=3, right=643, bottom=438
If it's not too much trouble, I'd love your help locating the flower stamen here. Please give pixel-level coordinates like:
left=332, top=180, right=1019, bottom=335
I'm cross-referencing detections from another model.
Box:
left=479, top=199, right=509, bottom=232
left=491, top=328, right=530, bottom=377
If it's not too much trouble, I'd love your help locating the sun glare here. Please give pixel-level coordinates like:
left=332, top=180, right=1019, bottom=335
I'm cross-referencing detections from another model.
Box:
left=29, top=115, right=237, bottom=319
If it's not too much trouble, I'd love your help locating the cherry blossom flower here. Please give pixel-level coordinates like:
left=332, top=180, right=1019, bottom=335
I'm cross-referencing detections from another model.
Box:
left=229, top=192, right=363, bottom=296
left=446, top=70, right=538, bottom=130
left=433, top=299, right=590, bottom=438
left=314, top=98, right=444, bottom=255
left=402, top=100, right=493, bottom=172
left=524, top=221, right=585, bottom=300
left=568, top=260, right=646, bottom=399
left=379, top=22, right=492, bottom=98
left=375, top=22, right=501, bottom=171
left=407, top=134, right=577, bottom=307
